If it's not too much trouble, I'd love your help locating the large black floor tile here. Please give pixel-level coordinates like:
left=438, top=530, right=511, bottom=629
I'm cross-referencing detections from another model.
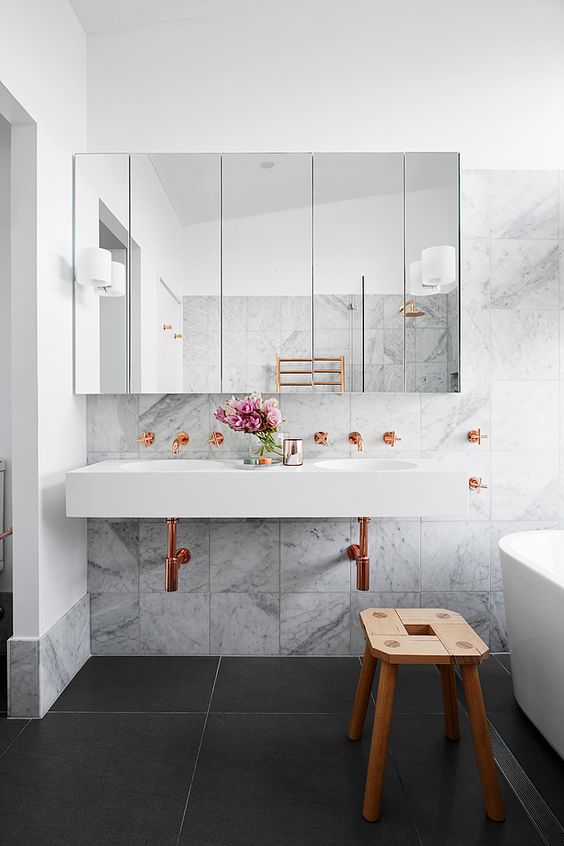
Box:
left=460, top=656, right=516, bottom=712
left=179, top=713, right=422, bottom=845
left=0, top=715, right=29, bottom=756
left=211, top=657, right=364, bottom=714
left=0, top=712, right=204, bottom=846
left=488, top=708, right=564, bottom=826
left=385, top=663, right=444, bottom=714
left=51, top=656, right=219, bottom=712
left=390, top=714, right=543, bottom=845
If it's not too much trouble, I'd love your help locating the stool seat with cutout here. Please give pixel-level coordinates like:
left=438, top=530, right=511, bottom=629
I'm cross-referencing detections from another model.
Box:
left=347, top=607, right=505, bottom=824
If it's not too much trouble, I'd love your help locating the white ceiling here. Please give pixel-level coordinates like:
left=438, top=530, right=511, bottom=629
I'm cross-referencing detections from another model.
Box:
left=69, top=0, right=295, bottom=34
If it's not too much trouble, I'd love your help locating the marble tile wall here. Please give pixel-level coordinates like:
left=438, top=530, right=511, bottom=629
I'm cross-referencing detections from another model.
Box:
left=183, top=292, right=452, bottom=394
left=86, top=169, right=563, bottom=656
left=8, top=594, right=90, bottom=717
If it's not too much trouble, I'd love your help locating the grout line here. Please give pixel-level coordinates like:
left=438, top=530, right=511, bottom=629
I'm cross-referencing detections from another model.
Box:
left=0, top=719, right=32, bottom=762
left=175, top=656, right=222, bottom=846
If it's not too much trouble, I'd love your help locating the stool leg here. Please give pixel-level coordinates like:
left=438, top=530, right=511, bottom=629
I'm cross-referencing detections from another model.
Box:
left=460, top=664, right=505, bottom=822
left=362, top=662, right=398, bottom=822
left=439, top=664, right=461, bottom=741
left=347, top=644, right=377, bottom=741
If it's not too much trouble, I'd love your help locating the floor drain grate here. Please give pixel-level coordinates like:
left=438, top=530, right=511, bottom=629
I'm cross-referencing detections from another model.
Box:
left=458, top=698, right=564, bottom=846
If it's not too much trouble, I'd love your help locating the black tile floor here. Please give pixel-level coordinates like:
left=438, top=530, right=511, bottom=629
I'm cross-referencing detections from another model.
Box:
left=0, top=654, right=563, bottom=845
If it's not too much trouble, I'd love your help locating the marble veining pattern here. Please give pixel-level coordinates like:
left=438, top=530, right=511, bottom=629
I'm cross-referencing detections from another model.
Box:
left=82, top=169, right=564, bottom=658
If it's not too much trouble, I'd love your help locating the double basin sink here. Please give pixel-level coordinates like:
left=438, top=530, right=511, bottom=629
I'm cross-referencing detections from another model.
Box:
left=66, top=457, right=468, bottom=519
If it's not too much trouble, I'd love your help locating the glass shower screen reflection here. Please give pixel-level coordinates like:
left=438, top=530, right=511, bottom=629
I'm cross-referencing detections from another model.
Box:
left=313, top=153, right=404, bottom=392
left=221, top=153, right=313, bottom=393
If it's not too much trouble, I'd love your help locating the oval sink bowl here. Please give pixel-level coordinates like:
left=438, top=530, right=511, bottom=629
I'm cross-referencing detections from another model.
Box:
left=117, top=459, right=225, bottom=472
left=315, top=458, right=417, bottom=471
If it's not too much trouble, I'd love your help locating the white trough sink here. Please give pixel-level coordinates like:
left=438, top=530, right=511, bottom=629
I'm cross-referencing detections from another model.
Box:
left=66, top=457, right=468, bottom=519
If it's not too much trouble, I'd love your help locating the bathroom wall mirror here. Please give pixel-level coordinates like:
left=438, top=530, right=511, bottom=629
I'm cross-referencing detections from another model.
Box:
left=73, top=151, right=459, bottom=394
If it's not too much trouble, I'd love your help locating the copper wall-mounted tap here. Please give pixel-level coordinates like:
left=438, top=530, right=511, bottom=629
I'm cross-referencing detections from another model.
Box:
left=172, top=432, right=189, bottom=454
left=383, top=431, right=401, bottom=447
left=469, top=476, right=488, bottom=493
left=314, top=431, right=329, bottom=446
left=349, top=432, right=364, bottom=451
left=209, top=431, right=224, bottom=447
left=467, top=429, right=488, bottom=445
left=137, top=431, right=155, bottom=447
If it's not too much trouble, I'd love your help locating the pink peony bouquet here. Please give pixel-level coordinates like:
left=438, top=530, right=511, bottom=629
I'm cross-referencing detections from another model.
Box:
left=214, top=393, right=283, bottom=457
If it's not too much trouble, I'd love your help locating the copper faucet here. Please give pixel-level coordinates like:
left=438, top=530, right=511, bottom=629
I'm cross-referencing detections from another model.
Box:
left=172, top=432, right=189, bottom=454
left=209, top=432, right=224, bottom=447
left=469, top=476, right=488, bottom=493
left=164, top=518, right=191, bottom=591
left=137, top=431, right=155, bottom=447
left=349, top=432, right=364, bottom=452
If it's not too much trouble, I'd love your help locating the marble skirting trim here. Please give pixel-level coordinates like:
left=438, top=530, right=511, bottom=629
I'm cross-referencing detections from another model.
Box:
left=8, top=594, right=90, bottom=718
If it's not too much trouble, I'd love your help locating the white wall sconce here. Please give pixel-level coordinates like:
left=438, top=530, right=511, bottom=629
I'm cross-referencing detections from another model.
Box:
left=408, top=260, right=439, bottom=297
left=95, top=260, right=126, bottom=298
left=75, top=247, right=112, bottom=288
left=421, top=245, right=456, bottom=290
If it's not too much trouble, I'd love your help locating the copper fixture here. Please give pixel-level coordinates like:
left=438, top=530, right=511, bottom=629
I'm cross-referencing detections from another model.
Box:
left=172, top=432, right=189, bottom=454
left=349, top=432, right=364, bottom=451
left=0, top=528, right=13, bottom=540
left=209, top=431, right=224, bottom=447
left=348, top=517, right=371, bottom=591
left=137, top=431, right=155, bottom=447
left=275, top=356, right=345, bottom=391
left=314, top=431, right=329, bottom=446
left=469, top=476, right=488, bottom=493
left=383, top=431, right=401, bottom=447
left=164, top=518, right=191, bottom=591
left=174, top=333, right=183, bottom=339
left=162, top=324, right=172, bottom=331
left=467, top=429, right=488, bottom=445
left=400, top=299, right=425, bottom=318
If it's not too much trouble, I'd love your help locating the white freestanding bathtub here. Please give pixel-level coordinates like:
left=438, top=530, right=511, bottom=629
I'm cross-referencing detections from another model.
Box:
left=499, top=530, right=564, bottom=759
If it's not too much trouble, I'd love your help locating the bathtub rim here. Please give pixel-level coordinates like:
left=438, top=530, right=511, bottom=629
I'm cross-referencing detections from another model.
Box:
left=499, top=528, right=564, bottom=590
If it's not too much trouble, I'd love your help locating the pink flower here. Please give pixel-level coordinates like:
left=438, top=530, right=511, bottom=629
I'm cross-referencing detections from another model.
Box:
left=237, top=399, right=254, bottom=415
left=245, top=412, right=263, bottom=432
left=214, top=408, right=227, bottom=423
left=227, top=414, right=246, bottom=431
left=266, top=409, right=282, bottom=429
left=263, top=397, right=278, bottom=412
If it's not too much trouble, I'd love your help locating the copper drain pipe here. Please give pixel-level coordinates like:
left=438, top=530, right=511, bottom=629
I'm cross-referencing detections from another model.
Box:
left=165, top=518, right=191, bottom=591
left=348, top=517, right=371, bottom=591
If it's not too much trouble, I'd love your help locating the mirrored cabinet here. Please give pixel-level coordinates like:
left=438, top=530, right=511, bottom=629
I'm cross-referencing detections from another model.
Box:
left=73, top=151, right=459, bottom=394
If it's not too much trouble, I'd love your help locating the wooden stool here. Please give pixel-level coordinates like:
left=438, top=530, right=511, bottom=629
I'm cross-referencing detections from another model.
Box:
left=348, top=608, right=505, bottom=824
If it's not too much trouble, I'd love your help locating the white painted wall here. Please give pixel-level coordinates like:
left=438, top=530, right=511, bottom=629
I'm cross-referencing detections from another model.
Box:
left=86, top=0, right=564, bottom=169
left=0, top=115, right=12, bottom=590
left=0, top=0, right=87, bottom=637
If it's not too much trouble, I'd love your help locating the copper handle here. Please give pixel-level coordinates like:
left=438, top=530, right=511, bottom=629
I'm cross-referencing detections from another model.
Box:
left=467, top=429, right=488, bottom=445
left=0, top=528, right=12, bottom=540
left=173, top=333, right=183, bottom=339
left=349, top=432, right=364, bottom=451
left=469, top=476, right=488, bottom=492
left=137, top=431, right=155, bottom=447
left=209, top=432, right=224, bottom=447
left=162, top=324, right=172, bottom=331
left=383, top=431, right=401, bottom=447
left=314, top=431, right=328, bottom=446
